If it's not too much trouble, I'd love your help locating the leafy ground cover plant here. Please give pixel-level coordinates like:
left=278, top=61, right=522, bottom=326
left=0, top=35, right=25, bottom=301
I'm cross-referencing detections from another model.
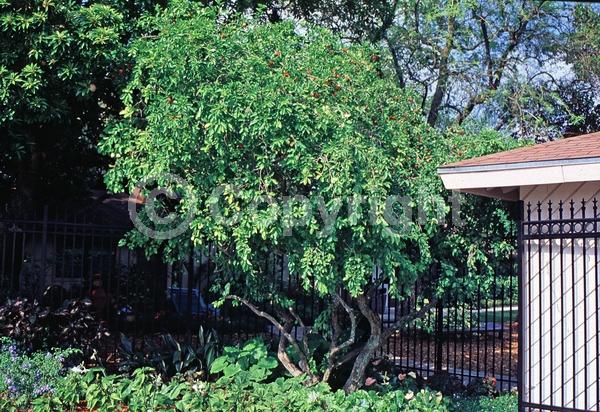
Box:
left=450, top=393, right=517, bottom=412
left=0, top=354, right=513, bottom=412
left=20, top=366, right=450, bottom=412
left=209, top=338, right=279, bottom=387
left=0, top=338, right=77, bottom=409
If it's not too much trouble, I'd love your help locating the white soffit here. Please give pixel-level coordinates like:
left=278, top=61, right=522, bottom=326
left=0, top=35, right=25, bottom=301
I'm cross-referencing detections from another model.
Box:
left=437, top=157, right=600, bottom=201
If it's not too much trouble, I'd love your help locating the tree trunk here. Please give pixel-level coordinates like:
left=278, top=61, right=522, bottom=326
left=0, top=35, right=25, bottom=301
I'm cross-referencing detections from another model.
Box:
left=343, top=334, right=382, bottom=393
left=343, top=294, right=381, bottom=393
left=342, top=289, right=438, bottom=393
left=426, top=2, right=456, bottom=127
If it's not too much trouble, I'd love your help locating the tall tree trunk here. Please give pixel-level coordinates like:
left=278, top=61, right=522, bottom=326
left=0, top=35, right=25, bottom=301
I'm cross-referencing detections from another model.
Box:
left=343, top=333, right=382, bottom=393
left=427, top=3, right=456, bottom=127
left=342, top=291, right=438, bottom=393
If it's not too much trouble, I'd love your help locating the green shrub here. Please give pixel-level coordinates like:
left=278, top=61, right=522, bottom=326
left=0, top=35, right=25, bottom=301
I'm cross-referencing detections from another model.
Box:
left=118, top=327, right=221, bottom=379
left=209, top=338, right=279, bottom=386
left=4, top=364, right=450, bottom=412
left=450, top=393, right=517, bottom=412
left=0, top=338, right=77, bottom=408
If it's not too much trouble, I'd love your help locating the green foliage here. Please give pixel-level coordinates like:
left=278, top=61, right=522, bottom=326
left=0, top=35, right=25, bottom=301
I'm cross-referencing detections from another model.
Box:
left=179, top=377, right=449, bottom=412
left=0, top=338, right=77, bottom=408
left=450, top=393, right=517, bottom=412
left=530, top=80, right=600, bottom=138
left=3, top=364, right=451, bottom=412
left=432, top=129, right=527, bottom=302
left=101, top=0, right=443, bottom=307
left=0, top=348, right=512, bottom=412
left=0, top=0, right=126, bottom=198
left=446, top=129, right=530, bottom=163
left=118, top=327, right=221, bottom=378
left=0, top=0, right=124, bottom=123
left=210, top=338, right=279, bottom=386
left=414, top=303, right=473, bottom=335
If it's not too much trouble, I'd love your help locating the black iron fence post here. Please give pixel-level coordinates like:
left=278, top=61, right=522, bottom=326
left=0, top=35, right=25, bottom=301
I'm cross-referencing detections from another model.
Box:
left=517, top=201, right=524, bottom=412
left=187, top=246, right=194, bottom=339
left=41, top=205, right=48, bottom=287
left=435, top=299, right=444, bottom=372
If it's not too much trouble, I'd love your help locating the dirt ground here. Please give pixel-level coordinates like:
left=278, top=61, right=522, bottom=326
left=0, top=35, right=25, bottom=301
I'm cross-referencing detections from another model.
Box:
left=382, top=322, right=519, bottom=381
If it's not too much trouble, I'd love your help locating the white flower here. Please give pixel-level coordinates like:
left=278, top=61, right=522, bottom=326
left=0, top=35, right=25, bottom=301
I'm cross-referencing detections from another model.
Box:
left=70, top=364, right=87, bottom=374
left=307, top=391, right=319, bottom=403
left=192, top=381, right=207, bottom=392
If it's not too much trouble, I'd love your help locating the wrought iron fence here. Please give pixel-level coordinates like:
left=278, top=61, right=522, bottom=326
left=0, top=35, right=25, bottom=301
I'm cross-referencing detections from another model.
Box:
left=0, top=204, right=518, bottom=391
left=520, top=199, right=600, bottom=411
left=377, top=271, right=518, bottom=391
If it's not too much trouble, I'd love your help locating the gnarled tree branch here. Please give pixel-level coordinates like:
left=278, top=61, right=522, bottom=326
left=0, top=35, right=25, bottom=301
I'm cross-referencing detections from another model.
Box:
left=323, top=292, right=358, bottom=382
left=224, top=295, right=317, bottom=382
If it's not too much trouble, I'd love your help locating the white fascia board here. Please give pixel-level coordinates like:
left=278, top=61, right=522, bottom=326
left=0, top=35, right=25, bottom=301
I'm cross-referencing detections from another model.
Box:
left=438, top=162, right=600, bottom=192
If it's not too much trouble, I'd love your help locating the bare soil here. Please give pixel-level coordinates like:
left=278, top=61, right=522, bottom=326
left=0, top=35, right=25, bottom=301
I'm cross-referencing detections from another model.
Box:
left=382, top=322, right=519, bottom=380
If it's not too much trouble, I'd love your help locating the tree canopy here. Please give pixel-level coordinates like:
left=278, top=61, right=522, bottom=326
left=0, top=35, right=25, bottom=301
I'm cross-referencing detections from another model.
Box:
left=1, top=0, right=597, bottom=204
left=101, top=0, right=524, bottom=391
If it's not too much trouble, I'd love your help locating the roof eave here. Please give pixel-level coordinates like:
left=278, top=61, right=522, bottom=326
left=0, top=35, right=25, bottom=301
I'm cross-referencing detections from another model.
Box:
left=438, top=157, right=600, bottom=201
left=438, top=156, right=600, bottom=175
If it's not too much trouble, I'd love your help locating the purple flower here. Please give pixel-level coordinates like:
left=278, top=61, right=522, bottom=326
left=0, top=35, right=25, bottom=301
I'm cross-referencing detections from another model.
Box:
left=33, top=385, right=53, bottom=397
left=8, top=345, right=18, bottom=360
left=7, top=384, right=18, bottom=397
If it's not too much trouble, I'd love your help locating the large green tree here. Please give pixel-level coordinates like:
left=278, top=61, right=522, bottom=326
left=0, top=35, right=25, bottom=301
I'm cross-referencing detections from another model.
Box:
left=102, top=1, right=522, bottom=391
left=101, top=1, right=445, bottom=391
left=0, top=0, right=126, bottom=202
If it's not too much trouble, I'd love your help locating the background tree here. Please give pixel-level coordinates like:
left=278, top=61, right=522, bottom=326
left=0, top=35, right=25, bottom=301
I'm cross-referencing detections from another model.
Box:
left=502, top=4, right=600, bottom=139
left=567, top=5, right=600, bottom=88
left=381, top=0, right=573, bottom=131
left=0, top=0, right=157, bottom=205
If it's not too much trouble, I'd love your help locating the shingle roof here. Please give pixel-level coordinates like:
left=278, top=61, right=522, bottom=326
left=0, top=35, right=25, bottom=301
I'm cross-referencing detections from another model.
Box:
left=442, top=131, right=600, bottom=169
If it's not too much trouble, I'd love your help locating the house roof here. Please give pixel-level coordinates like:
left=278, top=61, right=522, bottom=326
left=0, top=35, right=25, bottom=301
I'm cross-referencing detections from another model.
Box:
left=437, top=131, right=600, bottom=201
left=441, top=131, right=600, bottom=171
